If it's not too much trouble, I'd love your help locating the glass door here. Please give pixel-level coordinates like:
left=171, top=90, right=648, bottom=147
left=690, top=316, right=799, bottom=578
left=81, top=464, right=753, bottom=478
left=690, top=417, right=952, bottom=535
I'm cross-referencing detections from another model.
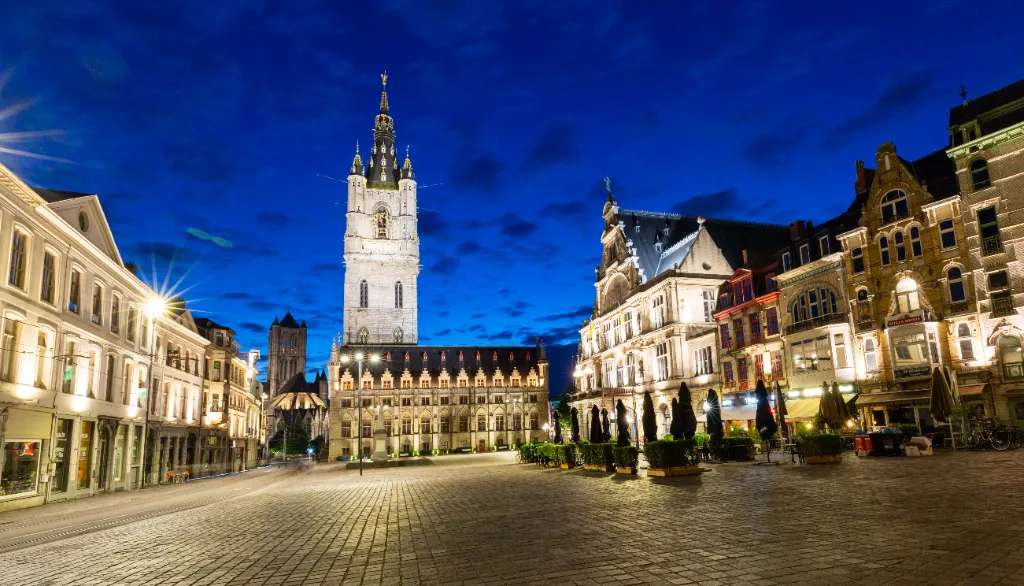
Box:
left=77, top=421, right=94, bottom=489
left=52, top=419, right=73, bottom=493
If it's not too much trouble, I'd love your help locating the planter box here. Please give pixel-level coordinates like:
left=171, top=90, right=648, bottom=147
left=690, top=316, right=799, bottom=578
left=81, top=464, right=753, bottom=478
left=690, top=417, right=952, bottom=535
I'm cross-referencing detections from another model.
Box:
left=559, top=463, right=570, bottom=470
left=647, top=466, right=708, bottom=477
left=615, top=466, right=636, bottom=475
left=583, top=464, right=613, bottom=472
left=805, top=454, right=842, bottom=464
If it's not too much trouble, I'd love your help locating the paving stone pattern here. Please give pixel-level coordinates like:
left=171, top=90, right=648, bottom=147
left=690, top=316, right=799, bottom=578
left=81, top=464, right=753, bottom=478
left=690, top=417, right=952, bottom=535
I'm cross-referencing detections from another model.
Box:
left=0, top=452, right=1023, bottom=585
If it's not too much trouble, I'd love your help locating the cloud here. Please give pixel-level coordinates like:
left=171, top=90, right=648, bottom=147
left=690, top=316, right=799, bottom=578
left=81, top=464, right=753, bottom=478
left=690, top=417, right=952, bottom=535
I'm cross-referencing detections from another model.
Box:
left=525, top=325, right=579, bottom=345
left=451, top=156, right=503, bottom=191
left=457, top=241, right=484, bottom=255
left=523, top=123, right=579, bottom=169
left=429, top=254, right=460, bottom=275
left=742, top=127, right=806, bottom=167
left=163, top=141, right=235, bottom=183
left=543, top=305, right=593, bottom=321
left=672, top=189, right=739, bottom=217
left=185, top=227, right=234, bottom=249
left=498, top=213, right=537, bottom=238
left=419, top=210, right=447, bottom=237
left=248, top=300, right=277, bottom=311
left=127, top=241, right=197, bottom=266
left=541, top=200, right=589, bottom=218
left=823, top=70, right=935, bottom=145
left=434, top=329, right=452, bottom=336
left=256, top=212, right=294, bottom=225
left=310, top=262, right=337, bottom=275
left=484, top=330, right=515, bottom=341
left=221, top=291, right=253, bottom=300
left=238, top=322, right=265, bottom=333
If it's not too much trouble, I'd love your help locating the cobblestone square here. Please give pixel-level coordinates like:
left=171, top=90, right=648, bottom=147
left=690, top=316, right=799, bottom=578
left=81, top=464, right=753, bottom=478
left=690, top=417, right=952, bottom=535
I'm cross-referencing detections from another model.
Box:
left=1, top=452, right=1023, bottom=585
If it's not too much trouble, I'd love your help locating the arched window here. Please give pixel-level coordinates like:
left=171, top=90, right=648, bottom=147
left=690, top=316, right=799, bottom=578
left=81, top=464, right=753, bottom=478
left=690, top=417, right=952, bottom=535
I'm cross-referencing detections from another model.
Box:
left=359, top=280, right=368, bottom=308
left=909, top=226, right=922, bottom=257
left=881, top=190, right=909, bottom=224
left=970, top=159, right=991, bottom=190
left=357, top=328, right=369, bottom=344
left=394, top=282, right=403, bottom=308
left=374, top=207, right=389, bottom=239
left=879, top=237, right=890, bottom=266
left=864, top=338, right=878, bottom=372
left=894, top=231, right=906, bottom=262
left=855, top=288, right=871, bottom=322
left=957, top=323, right=975, bottom=361
left=947, top=267, right=965, bottom=303
left=998, top=335, right=1023, bottom=380
left=895, top=277, right=921, bottom=313
left=393, top=327, right=403, bottom=343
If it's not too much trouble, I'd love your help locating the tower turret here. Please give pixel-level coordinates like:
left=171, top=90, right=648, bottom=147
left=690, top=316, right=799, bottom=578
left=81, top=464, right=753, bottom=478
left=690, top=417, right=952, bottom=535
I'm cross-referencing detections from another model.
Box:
left=367, top=71, right=399, bottom=189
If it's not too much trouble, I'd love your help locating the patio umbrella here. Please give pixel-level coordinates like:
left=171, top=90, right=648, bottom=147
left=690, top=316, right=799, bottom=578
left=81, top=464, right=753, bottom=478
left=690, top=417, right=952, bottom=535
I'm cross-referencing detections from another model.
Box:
left=570, top=408, right=581, bottom=443
left=774, top=381, right=789, bottom=441
left=818, top=382, right=840, bottom=431
left=705, top=389, right=723, bottom=442
left=678, top=382, right=698, bottom=439
left=615, top=400, right=630, bottom=446
left=755, top=380, right=778, bottom=463
left=930, top=367, right=955, bottom=424
left=552, top=416, right=563, bottom=444
left=832, top=381, right=852, bottom=426
left=589, top=405, right=603, bottom=443
left=601, top=408, right=611, bottom=443
left=642, top=391, right=658, bottom=443
left=669, top=398, right=682, bottom=438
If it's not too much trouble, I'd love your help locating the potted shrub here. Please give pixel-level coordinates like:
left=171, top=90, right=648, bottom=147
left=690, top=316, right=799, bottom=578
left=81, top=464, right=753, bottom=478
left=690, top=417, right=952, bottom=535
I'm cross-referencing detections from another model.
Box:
left=718, top=432, right=755, bottom=461
left=580, top=442, right=614, bottom=472
left=613, top=444, right=639, bottom=475
left=644, top=437, right=706, bottom=477
left=799, top=433, right=844, bottom=464
left=556, top=443, right=577, bottom=469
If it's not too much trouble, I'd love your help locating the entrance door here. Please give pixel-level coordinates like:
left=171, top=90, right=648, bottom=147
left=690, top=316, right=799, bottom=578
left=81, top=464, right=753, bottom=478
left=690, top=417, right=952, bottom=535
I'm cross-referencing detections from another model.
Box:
left=98, top=427, right=110, bottom=490
left=52, top=419, right=73, bottom=493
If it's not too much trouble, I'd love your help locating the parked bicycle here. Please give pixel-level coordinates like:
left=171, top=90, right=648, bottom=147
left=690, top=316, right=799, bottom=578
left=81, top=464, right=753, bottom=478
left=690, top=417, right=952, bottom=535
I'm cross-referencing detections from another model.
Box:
left=961, top=417, right=1020, bottom=451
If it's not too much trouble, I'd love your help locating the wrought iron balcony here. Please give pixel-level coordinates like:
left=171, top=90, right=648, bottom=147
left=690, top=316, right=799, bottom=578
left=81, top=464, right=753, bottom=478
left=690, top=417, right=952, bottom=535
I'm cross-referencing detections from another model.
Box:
left=982, top=235, right=1004, bottom=256
left=991, top=293, right=1015, bottom=317
left=784, top=312, right=847, bottom=336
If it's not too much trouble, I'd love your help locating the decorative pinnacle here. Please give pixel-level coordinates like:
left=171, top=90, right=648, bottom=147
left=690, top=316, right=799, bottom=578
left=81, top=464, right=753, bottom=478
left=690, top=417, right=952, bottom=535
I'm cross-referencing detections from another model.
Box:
left=379, top=70, right=390, bottom=114
left=381, top=70, right=388, bottom=88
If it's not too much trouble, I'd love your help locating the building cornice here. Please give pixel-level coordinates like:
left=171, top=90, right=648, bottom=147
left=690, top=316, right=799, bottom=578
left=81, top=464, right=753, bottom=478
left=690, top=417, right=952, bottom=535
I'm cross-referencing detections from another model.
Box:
left=946, top=119, right=1024, bottom=159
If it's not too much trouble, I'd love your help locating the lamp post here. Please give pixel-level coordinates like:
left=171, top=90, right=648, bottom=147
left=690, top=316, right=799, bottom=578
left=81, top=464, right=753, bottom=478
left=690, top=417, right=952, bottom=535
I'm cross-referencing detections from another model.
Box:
left=260, top=392, right=268, bottom=466
left=140, top=296, right=167, bottom=489
left=340, top=351, right=380, bottom=476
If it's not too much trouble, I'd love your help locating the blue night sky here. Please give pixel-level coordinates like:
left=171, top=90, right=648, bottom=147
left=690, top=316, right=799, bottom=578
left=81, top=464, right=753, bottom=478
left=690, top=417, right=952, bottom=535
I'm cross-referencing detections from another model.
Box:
left=1, top=1, right=1021, bottom=393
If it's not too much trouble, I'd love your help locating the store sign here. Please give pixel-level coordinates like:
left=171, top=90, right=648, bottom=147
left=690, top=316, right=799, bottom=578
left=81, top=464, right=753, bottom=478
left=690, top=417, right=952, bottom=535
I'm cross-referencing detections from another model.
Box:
left=894, top=366, right=930, bottom=380
left=887, top=315, right=923, bottom=327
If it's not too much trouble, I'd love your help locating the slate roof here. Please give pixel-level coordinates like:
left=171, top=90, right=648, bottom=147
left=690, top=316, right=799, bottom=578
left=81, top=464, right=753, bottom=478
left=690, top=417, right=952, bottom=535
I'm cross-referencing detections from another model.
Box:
left=619, top=210, right=789, bottom=281
left=277, top=312, right=301, bottom=328
left=949, top=79, right=1024, bottom=131
left=336, top=345, right=544, bottom=379
left=278, top=372, right=324, bottom=394
left=903, top=148, right=959, bottom=199
left=194, top=317, right=230, bottom=332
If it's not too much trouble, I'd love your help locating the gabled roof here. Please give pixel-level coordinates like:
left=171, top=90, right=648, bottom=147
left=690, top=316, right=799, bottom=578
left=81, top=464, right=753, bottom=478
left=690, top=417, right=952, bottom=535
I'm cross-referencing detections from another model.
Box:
left=854, top=147, right=959, bottom=202
left=337, top=345, right=543, bottom=379
left=32, top=187, right=94, bottom=203
left=277, top=312, right=301, bottom=328
left=33, top=187, right=125, bottom=266
left=619, top=210, right=789, bottom=280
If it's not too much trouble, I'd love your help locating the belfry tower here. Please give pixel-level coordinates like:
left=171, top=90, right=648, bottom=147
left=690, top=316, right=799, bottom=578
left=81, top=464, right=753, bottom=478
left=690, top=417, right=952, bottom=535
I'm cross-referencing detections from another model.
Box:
left=342, top=72, right=419, bottom=345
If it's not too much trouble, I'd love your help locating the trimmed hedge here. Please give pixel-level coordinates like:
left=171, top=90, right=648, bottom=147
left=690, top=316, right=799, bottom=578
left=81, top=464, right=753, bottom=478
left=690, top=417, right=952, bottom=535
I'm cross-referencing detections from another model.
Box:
left=798, top=433, right=844, bottom=457
left=644, top=439, right=696, bottom=468
left=580, top=443, right=614, bottom=467
left=612, top=445, right=639, bottom=469
left=717, top=436, right=755, bottom=461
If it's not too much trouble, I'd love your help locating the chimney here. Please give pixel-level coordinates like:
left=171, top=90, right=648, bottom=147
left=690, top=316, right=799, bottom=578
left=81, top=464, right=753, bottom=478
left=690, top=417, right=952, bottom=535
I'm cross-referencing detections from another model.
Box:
left=788, top=220, right=805, bottom=241
left=741, top=249, right=749, bottom=267
left=855, top=160, right=867, bottom=194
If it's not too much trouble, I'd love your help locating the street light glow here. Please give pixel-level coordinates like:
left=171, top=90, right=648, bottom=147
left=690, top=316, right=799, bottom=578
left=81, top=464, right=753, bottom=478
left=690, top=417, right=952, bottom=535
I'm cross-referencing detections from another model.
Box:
left=143, top=297, right=167, bottom=319
left=369, top=353, right=380, bottom=363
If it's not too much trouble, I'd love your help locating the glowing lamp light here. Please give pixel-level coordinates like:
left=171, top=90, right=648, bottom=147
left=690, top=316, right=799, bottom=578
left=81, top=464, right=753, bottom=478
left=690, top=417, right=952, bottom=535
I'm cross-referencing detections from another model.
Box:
left=354, top=352, right=364, bottom=361
left=127, top=406, right=139, bottom=418
left=803, top=422, right=814, bottom=430
left=70, top=395, right=89, bottom=413
left=143, top=297, right=168, bottom=319
left=340, top=355, right=350, bottom=364
left=14, top=386, right=36, bottom=400
left=846, top=419, right=855, bottom=429
left=369, top=353, right=381, bottom=363
left=702, top=401, right=711, bottom=411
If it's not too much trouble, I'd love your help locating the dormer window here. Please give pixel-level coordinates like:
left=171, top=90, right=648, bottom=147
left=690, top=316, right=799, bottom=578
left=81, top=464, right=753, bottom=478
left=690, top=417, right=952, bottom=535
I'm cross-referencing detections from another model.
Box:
left=880, top=190, right=909, bottom=224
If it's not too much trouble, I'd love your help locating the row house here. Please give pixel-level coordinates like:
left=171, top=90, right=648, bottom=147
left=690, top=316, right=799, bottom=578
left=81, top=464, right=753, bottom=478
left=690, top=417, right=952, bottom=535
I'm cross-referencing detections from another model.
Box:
left=327, top=345, right=549, bottom=458
left=0, top=162, right=212, bottom=511
left=196, top=318, right=266, bottom=472
left=569, top=191, right=789, bottom=439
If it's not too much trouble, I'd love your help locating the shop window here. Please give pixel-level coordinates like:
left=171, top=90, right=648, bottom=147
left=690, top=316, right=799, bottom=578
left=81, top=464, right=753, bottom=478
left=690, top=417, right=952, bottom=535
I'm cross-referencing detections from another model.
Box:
left=77, top=421, right=94, bottom=489
left=1, top=440, right=41, bottom=497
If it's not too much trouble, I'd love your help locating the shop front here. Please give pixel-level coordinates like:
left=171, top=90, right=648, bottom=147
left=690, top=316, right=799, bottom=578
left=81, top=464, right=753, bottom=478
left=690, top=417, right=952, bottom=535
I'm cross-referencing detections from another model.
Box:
left=0, top=407, right=53, bottom=512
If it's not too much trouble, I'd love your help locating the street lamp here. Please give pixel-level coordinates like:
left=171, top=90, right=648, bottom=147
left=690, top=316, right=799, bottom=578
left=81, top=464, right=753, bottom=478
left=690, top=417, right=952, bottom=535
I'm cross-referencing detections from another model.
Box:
left=340, top=351, right=380, bottom=476
left=260, top=392, right=269, bottom=466
left=140, top=295, right=167, bottom=489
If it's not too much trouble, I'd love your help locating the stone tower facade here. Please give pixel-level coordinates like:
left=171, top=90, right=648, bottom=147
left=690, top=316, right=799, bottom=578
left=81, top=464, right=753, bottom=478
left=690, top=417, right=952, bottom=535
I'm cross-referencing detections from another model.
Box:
left=343, top=72, right=419, bottom=345
left=267, top=312, right=307, bottom=396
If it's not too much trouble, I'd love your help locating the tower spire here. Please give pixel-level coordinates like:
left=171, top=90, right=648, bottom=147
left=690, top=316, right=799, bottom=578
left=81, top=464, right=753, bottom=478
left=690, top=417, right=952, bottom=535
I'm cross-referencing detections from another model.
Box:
left=349, top=140, right=363, bottom=176
left=368, top=70, right=398, bottom=189
left=401, top=144, right=415, bottom=180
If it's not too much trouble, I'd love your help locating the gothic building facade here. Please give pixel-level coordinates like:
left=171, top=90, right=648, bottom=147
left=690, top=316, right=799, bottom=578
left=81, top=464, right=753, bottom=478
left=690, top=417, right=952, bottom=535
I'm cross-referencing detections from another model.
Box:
left=266, top=312, right=306, bottom=398
left=326, top=75, right=549, bottom=460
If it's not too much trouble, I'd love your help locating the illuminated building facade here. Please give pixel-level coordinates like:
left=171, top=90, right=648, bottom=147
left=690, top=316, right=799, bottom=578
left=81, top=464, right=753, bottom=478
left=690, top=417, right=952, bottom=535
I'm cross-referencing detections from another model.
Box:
left=326, top=75, right=549, bottom=460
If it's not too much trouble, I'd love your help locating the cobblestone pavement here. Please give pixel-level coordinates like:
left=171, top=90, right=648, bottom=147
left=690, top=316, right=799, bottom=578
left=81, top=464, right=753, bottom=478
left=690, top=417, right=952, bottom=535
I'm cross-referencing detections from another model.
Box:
left=1, top=451, right=1023, bottom=585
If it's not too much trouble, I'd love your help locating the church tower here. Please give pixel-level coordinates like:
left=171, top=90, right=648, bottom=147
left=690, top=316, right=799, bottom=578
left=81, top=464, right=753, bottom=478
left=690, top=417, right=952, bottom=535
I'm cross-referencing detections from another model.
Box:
left=267, top=312, right=307, bottom=397
left=343, top=72, right=419, bottom=345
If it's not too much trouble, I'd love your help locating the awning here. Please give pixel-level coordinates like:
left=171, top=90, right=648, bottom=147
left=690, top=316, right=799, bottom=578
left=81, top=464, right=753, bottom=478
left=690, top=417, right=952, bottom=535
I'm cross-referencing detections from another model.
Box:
left=784, top=398, right=821, bottom=420
left=856, top=390, right=930, bottom=405
left=269, top=392, right=326, bottom=411
left=721, top=404, right=755, bottom=421
left=3, top=408, right=53, bottom=439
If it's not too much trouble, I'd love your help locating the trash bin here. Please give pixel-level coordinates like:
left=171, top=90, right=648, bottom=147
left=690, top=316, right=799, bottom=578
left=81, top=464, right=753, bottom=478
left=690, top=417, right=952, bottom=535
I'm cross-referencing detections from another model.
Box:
left=854, top=435, right=872, bottom=456
left=868, top=432, right=902, bottom=456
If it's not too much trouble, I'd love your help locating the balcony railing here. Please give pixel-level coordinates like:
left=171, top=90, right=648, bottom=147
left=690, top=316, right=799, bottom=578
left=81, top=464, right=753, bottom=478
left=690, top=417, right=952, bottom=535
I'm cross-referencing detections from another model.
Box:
left=982, top=235, right=1004, bottom=256
left=947, top=301, right=971, bottom=316
left=991, top=293, right=1015, bottom=317
left=784, top=312, right=847, bottom=336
